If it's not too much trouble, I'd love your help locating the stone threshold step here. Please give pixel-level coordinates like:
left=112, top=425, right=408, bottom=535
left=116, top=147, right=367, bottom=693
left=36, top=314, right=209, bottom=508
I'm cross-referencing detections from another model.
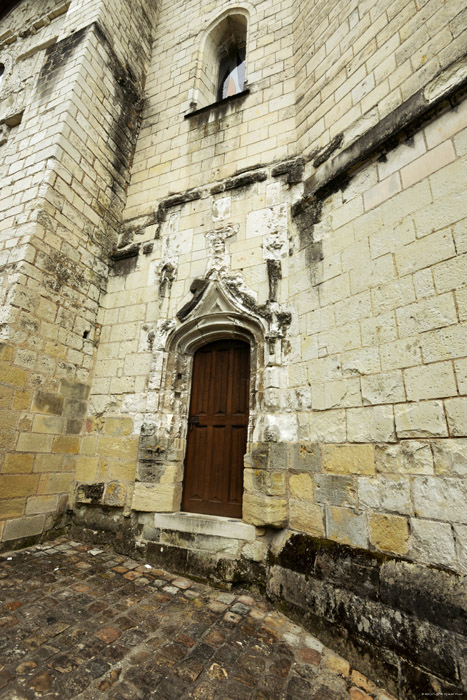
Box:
left=153, top=512, right=256, bottom=541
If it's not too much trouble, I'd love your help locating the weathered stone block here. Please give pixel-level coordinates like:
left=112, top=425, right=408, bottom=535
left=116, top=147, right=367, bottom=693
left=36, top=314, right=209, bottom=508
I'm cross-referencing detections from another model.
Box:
left=34, top=454, right=64, bottom=472
left=375, top=441, right=434, bottom=474
left=410, top=518, right=457, bottom=569
left=104, top=417, right=134, bottom=436
left=132, top=482, right=182, bottom=512
left=289, top=442, right=321, bottom=471
left=0, top=409, right=18, bottom=433
left=369, top=513, right=409, bottom=554
left=358, top=476, right=412, bottom=514
left=243, top=493, right=287, bottom=528
left=2, top=514, right=46, bottom=541
left=32, top=414, right=65, bottom=434
left=38, top=473, right=73, bottom=495
left=314, top=474, right=356, bottom=507
left=325, top=506, right=368, bottom=548
left=394, top=401, right=448, bottom=438
left=0, top=385, right=14, bottom=409
left=26, top=495, right=58, bottom=515
left=413, top=477, right=467, bottom=523
left=81, top=436, right=97, bottom=455
left=431, top=439, right=467, bottom=476
left=289, top=473, right=314, bottom=500
left=309, top=410, right=347, bottom=443
left=17, top=433, right=54, bottom=453
left=347, top=406, right=396, bottom=442
left=104, top=482, right=126, bottom=507
left=244, top=469, right=286, bottom=497
left=453, top=523, right=467, bottom=572
left=0, top=364, right=29, bottom=388
left=76, top=483, right=105, bottom=505
left=289, top=500, right=325, bottom=536
left=445, top=397, right=467, bottom=436
left=32, top=391, right=64, bottom=415
left=322, top=444, right=375, bottom=475
left=59, top=379, right=90, bottom=400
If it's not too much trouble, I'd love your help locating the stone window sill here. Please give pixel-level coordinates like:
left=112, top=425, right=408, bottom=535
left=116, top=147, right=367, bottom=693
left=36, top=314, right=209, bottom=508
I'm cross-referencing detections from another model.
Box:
left=184, top=89, right=250, bottom=120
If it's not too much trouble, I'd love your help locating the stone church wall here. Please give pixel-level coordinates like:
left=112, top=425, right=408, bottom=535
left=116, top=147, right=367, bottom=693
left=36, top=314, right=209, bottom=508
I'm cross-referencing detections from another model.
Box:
left=0, top=0, right=158, bottom=542
left=1, top=0, right=467, bottom=695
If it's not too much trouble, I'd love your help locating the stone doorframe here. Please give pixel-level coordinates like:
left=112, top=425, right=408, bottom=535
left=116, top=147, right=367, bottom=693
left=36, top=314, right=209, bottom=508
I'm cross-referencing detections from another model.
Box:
left=132, top=281, right=269, bottom=517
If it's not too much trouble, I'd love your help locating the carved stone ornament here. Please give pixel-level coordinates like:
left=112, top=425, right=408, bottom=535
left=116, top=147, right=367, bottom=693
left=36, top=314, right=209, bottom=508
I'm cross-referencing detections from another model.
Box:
left=205, top=225, right=239, bottom=279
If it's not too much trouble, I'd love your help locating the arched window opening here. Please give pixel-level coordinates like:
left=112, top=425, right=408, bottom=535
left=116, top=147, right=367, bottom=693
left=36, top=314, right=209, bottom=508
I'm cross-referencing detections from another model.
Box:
left=196, top=11, right=248, bottom=109
left=0, top=64, right=5, bottom=87
left=217, top=46, right=246, bottom=100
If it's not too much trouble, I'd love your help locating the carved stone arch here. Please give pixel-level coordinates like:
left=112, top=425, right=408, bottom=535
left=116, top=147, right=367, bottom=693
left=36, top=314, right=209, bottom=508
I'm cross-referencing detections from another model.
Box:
left=166, top=279, right=268, bottom=445
left=135, top=280, right=269, bottom=515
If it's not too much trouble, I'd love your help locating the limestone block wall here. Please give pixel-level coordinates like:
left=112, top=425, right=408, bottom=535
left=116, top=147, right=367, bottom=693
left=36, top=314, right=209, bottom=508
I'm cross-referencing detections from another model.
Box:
left=293, top=0, right=467, bottom=155
left=78, top=0, right=304, bottom=514
left=124, top=0, right=298, bottom=220
left=77, top=0, right=467, bottom=578
left=283, top=96, right=467, bottom=574
left=0, top=0, right=157, bottom=546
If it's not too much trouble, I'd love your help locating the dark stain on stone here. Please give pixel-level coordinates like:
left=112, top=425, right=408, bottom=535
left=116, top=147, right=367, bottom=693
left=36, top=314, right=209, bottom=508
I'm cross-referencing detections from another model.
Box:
left=110, top=243, right=141, bottom=261
left=271, top=157, right=305, bottom=184
left=63, top=398, right=87, bottom=419
left=42, top=250, right=87, bottom=294
left=37, top=27, right=87, bottom=100
left=306, top=74, right=467, bottom=201
left=157, top=189, right=202, bottom=221
left=267, top=259, right=281, bottom=302
left=33, top=391, right=64, bottom=416
left=217, top=169, right=268, bottom=194
left=291, top=195, right=323, bottom=267
left=177, top=278, right=209, bottom=321
left=111, top=255, right=139, bottom=276
left=59, top=379, right=90, bottom=400
left=76, top=483, right=105, bottom=504
left=66, top=419, right=84, bottom=435
left=310, top=134, right=344, bottom=169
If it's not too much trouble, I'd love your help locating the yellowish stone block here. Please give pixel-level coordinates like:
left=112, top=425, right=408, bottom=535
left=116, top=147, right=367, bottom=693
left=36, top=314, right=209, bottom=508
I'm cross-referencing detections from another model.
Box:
left=289, top=500, right=325, bottom=536
left=104, top=417, right=133, bottom=436
left=105, top=459, right=136, bottom=482
left=76, top=456, right=100, bottom=482
left=2, top=453, right=34, bottom=474
left=38, top=472, right=74, bottom=495
left=0, top=474, right=39, bottom=499
left=289, top=473, right=314, bottom=500
left=369, top=513, right=409, bottom=554
left=131, top=482, right=182, bottom=512
left=0, top=364, right=29, bottom=387
left=97, top=437, right=138, bottom=461
left=0, top=497, right=26, bottom=519
left=322, top=444, right=375, bottom=475
left=13, top=390, right=32, bottom=410
left=52, top=436, right=81, bottom=454
left=243, top=493, right=287, bottom=528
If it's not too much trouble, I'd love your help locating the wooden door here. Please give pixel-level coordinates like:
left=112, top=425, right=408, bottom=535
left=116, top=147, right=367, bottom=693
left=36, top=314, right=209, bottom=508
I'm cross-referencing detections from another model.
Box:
left=182, top=339, right=250, bottom=518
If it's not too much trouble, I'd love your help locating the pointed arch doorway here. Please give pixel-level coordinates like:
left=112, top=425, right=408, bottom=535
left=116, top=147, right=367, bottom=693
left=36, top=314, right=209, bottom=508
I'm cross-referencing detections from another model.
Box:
left=182, top=339, right=250, bottom=518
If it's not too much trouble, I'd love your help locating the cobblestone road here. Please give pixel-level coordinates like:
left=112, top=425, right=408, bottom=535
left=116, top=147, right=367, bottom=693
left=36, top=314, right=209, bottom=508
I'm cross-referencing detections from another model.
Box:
left=0, top=538, right=397, bottom=699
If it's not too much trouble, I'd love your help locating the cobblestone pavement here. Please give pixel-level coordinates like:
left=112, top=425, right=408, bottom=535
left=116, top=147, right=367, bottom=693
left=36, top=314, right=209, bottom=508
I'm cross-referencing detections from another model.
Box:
left=0, top=538, right=397, bottom=700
